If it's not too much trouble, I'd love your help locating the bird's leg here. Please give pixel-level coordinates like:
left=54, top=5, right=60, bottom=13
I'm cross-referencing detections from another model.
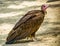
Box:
left=26, top=35, right=33, bottom=40
left=26, top=33, right=36, bottom=41
left=30, top=33, right=37, bottom=41
left=26, top=32, right=40, bottom=41
left=30, top=32, right=41, bottom=41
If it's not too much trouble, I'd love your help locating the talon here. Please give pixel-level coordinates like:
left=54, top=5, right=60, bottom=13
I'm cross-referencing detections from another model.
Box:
left=31, top=37, right=41, bottom=42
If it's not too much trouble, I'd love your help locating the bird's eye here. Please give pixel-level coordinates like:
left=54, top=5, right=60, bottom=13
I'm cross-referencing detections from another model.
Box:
left=43, top=6, right=45, bottom=7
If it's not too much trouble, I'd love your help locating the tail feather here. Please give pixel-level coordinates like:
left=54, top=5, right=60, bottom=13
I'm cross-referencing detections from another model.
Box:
left=5, top=40, right=15, bottom=44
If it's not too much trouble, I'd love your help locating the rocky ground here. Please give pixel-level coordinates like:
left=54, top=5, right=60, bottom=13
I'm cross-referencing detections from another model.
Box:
left=0, top=0, right=60, bottom=46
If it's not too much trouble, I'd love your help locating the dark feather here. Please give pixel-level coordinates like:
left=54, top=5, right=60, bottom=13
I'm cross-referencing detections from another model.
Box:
left=6, top=10, right=46, bottom=44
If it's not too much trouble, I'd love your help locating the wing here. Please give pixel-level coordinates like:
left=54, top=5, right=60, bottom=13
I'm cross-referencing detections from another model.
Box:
left=6, top=13, right=36, bottom=42
left=6, top=10, right=44, bottom=43
left=13, top=14, right=35, bottom=30
left=13, top=10, right=41, bottom=30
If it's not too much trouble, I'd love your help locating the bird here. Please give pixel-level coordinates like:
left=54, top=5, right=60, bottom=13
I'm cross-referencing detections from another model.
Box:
left=5, top=4, right=49, bottom=44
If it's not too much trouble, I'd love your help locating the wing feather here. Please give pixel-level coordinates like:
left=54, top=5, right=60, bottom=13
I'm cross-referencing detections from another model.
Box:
left=6, top=10, right=44, bottom=43
left=7, top=14, right=36, bottom=42
left=13, top=14, right=35, bottom=30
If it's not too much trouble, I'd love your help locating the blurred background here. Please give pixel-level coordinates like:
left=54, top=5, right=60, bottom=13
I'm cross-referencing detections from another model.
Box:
left=0, top=0, right=60, bottom=46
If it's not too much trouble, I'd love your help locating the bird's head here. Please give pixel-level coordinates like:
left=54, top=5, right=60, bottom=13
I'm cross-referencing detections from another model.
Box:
left=41, top=4, right=49, bottom=11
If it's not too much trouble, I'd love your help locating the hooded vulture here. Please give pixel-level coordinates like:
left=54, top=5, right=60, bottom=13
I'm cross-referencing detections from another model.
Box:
left=6, top=4, right=48, bottom=44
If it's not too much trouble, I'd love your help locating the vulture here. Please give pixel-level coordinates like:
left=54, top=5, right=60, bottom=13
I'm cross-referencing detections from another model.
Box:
left=6, top=4, right=48, bottom=44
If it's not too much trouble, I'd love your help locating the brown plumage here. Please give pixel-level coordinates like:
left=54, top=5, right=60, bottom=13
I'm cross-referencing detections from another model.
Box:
left=6, top=4, right=48, bottom=44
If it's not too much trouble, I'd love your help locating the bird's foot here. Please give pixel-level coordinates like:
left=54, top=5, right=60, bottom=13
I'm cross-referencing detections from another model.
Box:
left=31, top=37, right=41, bottom=42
